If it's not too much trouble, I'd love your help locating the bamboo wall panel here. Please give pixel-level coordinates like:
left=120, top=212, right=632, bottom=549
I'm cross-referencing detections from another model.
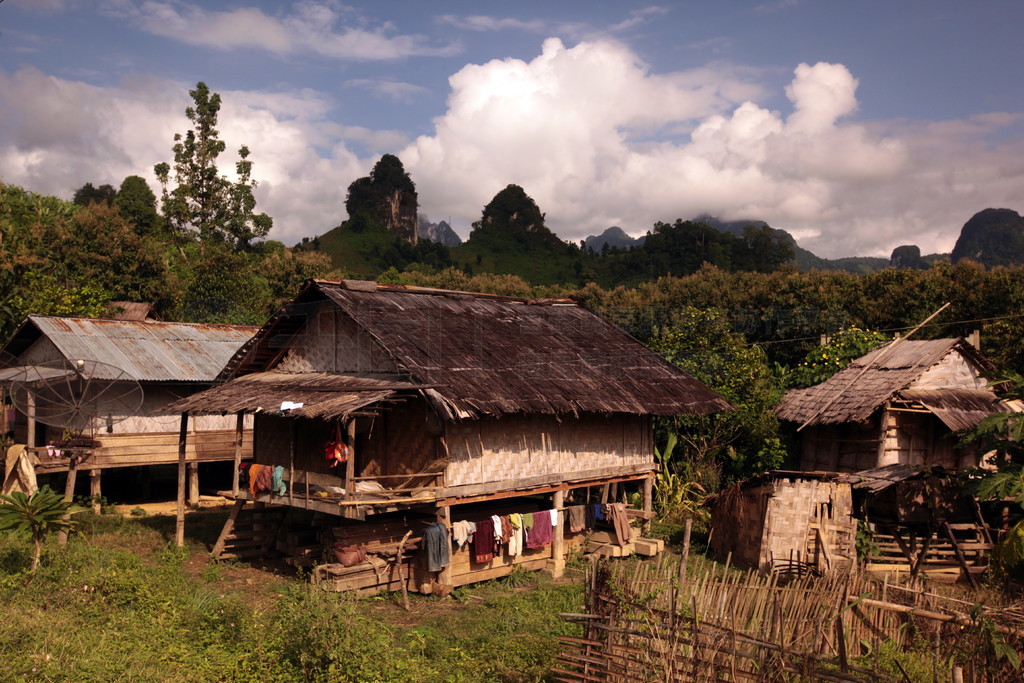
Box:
left=799, top=420, right=881, bottom=472
left=34, top=429, right=253, bottom=471
left=909, top=351, right=988, bottom=391
left=275, top=302, right=398, bottom=374
left=444, top=414, right=650, bottom=487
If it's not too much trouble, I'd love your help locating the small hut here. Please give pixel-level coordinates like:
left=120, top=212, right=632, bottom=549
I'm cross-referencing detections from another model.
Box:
left=709, top=471, right=856, bottom=575
left=776, top=338, right=1015, bottom=472
left=1, top=315, right=257, bottom=502
left=172, top=279, right=731, bottom=593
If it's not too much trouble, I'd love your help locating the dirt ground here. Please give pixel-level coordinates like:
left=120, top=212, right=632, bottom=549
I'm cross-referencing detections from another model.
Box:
left=112, top=494, right=234, bottom=515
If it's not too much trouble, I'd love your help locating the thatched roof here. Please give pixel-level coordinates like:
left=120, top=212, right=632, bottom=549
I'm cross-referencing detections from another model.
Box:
left=168, top=371, right=416, bottom=419
left=775, top=338, right=997, bottom=426
left=200, top=279, right=730, bottom=420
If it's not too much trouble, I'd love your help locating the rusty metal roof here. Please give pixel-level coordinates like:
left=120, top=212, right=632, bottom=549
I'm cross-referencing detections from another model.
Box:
left=3, top=315, right=258, bottom=382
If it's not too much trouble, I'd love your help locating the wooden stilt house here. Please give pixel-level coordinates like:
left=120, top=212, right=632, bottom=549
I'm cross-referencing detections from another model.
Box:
left=776, top=338, right=1015, bottom=472
left=0, top=315, right=257, bottom=503
left=172, top=279, right=730, bottom=593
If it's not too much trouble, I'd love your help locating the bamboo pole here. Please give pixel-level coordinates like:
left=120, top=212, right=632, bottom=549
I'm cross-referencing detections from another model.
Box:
left=175, top=411, right=189, bottom=547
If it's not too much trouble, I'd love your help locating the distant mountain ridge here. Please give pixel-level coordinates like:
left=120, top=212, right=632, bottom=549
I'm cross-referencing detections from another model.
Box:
left=584, top=226, right=645, bottom=252
left=418, top=215, right=462, bottom=247
left=951, top=208, right=1024, bottom=268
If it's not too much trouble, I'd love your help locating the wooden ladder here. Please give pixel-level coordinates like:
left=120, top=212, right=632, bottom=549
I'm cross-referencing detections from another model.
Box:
left=211, top=499, right=288, bottom=560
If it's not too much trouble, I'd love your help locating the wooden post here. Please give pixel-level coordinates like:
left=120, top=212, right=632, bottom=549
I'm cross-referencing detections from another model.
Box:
left=550, top=490, right=565, bottom=578
left=232, top=411, right=244, bottom=497
left=57, top=458, right=78, bottom=546
left=345, top=418, right=356, bottom=497
left=641, top=475, right=654, bottom=535
left=679, top=518, right=693, bottom=581
left=90, top=469, right=102, bottom=514
left=187, top=462, right=199, bottom=506
left=288, top=419, right=296, bottom=506
left=175, top=412, right=189, bottom=547
left=26, top=393, right=36, bottom=449
left=436, top=505, right=453, bottom=591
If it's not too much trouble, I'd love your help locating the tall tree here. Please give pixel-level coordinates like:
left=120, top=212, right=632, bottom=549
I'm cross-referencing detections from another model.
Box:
left=114, top=175, right=161, bottom=237
left=154, top=82, right=272, bottom=251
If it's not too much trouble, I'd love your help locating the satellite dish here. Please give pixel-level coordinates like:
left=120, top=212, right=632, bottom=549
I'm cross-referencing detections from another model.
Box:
left=8, top=359, right=144, bottom=431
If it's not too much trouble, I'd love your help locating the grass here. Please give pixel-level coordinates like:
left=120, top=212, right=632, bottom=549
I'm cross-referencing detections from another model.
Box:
left=0, top=510, right=583, bottom=682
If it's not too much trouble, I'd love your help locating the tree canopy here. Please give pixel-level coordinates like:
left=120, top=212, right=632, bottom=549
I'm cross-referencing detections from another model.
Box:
left=154, top=82, right=272, bottom=250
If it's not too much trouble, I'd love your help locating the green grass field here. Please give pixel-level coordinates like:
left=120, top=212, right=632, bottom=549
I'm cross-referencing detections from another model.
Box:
left=0, top=509, right=583, bottom=682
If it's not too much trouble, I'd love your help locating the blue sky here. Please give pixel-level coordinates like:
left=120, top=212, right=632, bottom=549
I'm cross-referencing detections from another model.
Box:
left=2, top=1, right=1023, bottom=258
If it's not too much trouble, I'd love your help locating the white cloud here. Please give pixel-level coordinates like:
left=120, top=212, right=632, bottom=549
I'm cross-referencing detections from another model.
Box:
left=0, top=67, right=364, bottom=243
left=436, top=15, right=547, bottom=33
left=345, top=78, right=431, bottom=103
left=400, top=40, right=1021, bottom=258
left=106, top=0, right=459, bottom=60
left=2, top=38, right=1023, bottom=260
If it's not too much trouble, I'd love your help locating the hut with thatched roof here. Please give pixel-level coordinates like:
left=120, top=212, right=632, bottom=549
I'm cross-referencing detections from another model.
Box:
left=776, top=338, right=1014, bottom=472
left=171, top=279, right=730, bottom=594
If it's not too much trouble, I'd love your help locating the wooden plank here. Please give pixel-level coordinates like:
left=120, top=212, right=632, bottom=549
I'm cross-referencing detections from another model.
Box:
left=437, top=463, right=656, bottom=502
left=232, top=412, right=244, bottom=497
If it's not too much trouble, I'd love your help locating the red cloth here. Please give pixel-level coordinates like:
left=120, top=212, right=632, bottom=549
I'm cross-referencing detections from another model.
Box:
left=526, top=510, right=553, bottom=549
left=473, top=520, right=494, bottom=563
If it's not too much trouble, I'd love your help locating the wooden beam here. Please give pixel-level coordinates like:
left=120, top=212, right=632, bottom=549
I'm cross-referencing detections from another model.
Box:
left=437, top=468, right=654, bottom=507
left=188, top=462, right=199, bottom=506
left=212, top=499, right=245, bottom=557
left=437, top=464, right=656, bottom=503
left=345, top=417, right=356, bottom=497
left=641, top=477, right=653, bottom=536
left=175, top=412, right=189, bottom=547
left=57, top=458, right=78, bottom=546
left=436, top=505, right=453, bottom=591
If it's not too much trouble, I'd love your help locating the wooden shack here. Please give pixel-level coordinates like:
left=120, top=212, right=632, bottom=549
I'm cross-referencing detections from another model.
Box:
left=776, top=338, right=1014, bottom=472
left=172, top=278, right=730, bottom=593
left=709, top=471, right=856, bottom=576
left=0, top=315, right=257, bottom=502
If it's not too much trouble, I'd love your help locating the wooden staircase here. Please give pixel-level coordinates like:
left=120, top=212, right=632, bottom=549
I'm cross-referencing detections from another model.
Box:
left=211, top=500, right=289, bottom=560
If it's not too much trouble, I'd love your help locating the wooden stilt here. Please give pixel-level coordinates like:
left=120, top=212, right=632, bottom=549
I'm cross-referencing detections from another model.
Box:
left=232, top=412, right=244, bottom=497
left=345, top=418, right=356, bottom=497
left=90, top=469, right=102, bottom=514
left=188, top=462, right=199, bottom=506
left=175, top=412, right=189, bottom=547
left=550, top=490, right=565, bottom=578
left=436, top=505, right=453, bottom=591
left=58, top=459, right=78, bottom=546
left=641, top=475, right=654, bottom=535
left=289, top=419, right=296, bottom=506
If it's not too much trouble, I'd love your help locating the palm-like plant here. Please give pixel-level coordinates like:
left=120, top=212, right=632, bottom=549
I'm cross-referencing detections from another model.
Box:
left=0, top=486, right=88, bottom=570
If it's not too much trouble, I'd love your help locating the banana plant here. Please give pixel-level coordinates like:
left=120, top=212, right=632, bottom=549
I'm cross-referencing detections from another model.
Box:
left=0, top=486, right=88, bottom=570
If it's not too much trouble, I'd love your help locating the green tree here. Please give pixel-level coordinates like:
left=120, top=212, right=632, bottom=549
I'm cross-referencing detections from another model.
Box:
left=115, top=175, right=162, bottom=237
left=0, top=486, right=88, bottom=570
left=154, top=82, right=272, bottom=251
left=72, top=182, right=116, bottom=207
left=787, top=327, right=890, bottom=388
left=647, top=307, right=788, bottom=487
left=343, top=154, right=418, bottom=243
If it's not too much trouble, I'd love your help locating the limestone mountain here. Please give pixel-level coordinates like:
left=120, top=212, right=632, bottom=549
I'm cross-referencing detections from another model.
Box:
left=889, top=245, right=929, bottom=269
left=584, top=226, right=644, bottom=252
left=417, top=215, right=462, bottom=247
left=951, top=208, right=1024, bottom=267
left=344, top=154, right=418, bottom=244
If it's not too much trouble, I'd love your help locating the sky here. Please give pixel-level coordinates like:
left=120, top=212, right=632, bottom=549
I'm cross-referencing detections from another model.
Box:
left=2, top=1, right=1023, bottom=259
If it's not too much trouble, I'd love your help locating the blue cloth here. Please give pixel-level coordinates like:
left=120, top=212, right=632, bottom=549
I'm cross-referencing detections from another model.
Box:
left=592, top=503, right=606, bottom=521
left=423, top=522, right=451, bottom=572
left=272, top=466, right=287, bottom=496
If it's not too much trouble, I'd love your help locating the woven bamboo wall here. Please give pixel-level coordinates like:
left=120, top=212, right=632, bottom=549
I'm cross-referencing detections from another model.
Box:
left=799, top=420, right=881, bottom=472
left=443, top=413, right=651, bottom=487
left=710, top=488, right=766, bottom=569
left=759, top=479, right=855, bottom=573
left=255, top=414, right=339, bottom=475
left=275, top=302, right=397, bottom=374
left=358, top=400, right=439, bottom=479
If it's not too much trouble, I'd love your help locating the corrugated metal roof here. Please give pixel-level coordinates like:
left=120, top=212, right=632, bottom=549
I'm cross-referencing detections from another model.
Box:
left=18, top=316, right=257, bottom=382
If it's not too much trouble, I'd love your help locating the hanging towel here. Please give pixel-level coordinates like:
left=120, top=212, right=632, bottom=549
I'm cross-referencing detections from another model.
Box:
left=248, top=464, right=262, bottom=498
left=608, top=503, right=633, bottom=546
left=526, top=510, right=553, bottom=549
left=452, top=520, right=476, bottom=548
left=523, top=513, right=535, bottom=531
left=550, top=508, right=559, bottom=527
left=423, top=522, right=451, bottom=572
left=568, top=505, right=586, bottom=533
left=473, top=520, right=494, bottom=563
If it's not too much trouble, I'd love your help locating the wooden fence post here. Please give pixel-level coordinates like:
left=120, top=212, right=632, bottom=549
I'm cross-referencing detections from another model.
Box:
left=176, top=412, right=189, bottom=547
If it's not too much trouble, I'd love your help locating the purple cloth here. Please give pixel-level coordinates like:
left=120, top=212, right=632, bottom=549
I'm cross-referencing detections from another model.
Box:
left=473, top=520, right=494, bottom=563
left=526, top=510, right=553, bottom=549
